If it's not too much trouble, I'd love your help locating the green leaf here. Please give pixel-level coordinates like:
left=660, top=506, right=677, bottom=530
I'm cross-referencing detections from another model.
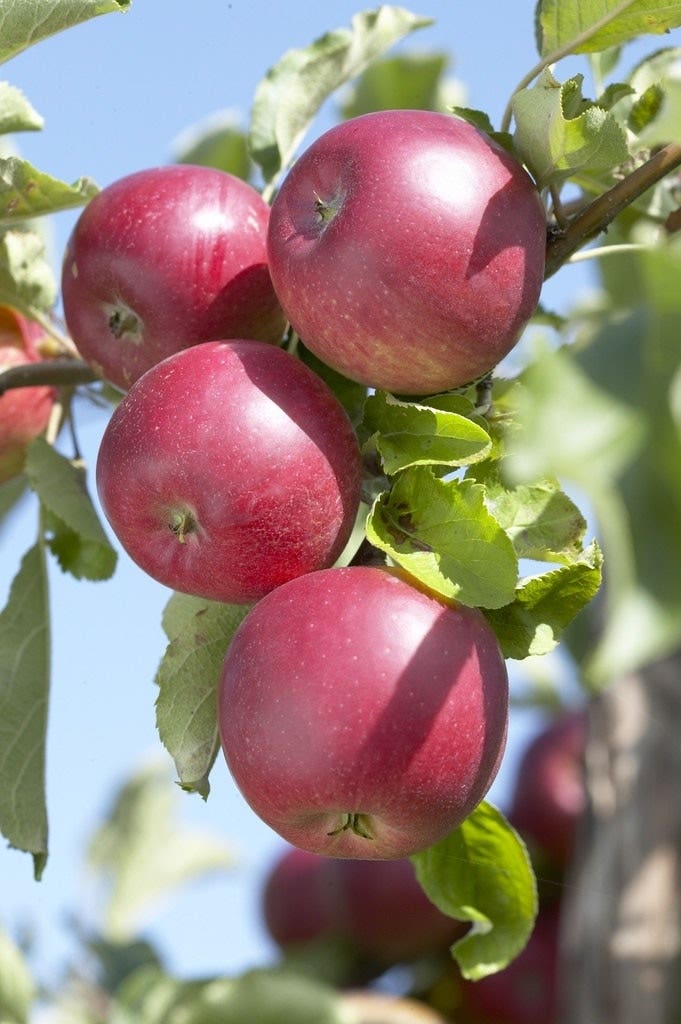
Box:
left=0, top=0, right=131, bottom=65
left=484, top=542, right=604, bottom=659
left=363, top=391, right=492, bottom=475
left=0, top=543, right=49, bottom=878
left=296, top=341, right=367, bottom=427
left=627, top=47, right=681, bottom=145
left=466, top=462, right=587, bottom=563
left=0, top=229, right=56, bottom=316
left=0, top=84, right=43, bottom=135
left=535, top=0, right=681, bottom=57
left=0, top=921, right=35, bottom=1024
left=412, top=802, right=537, bottom=980
left=339, top=51, right=452, bottom=119
left=114, top=967, right=345, bottom=1024
left=366, top=466, right=518, bottom=608
left=155, top=593, right=250, bottom=797
left=24, top=438, right=117, bottom=581
left=249, top=6, right=432, bottom=186
left=86, top=763, right=233, bottom=941
left=0, top=475, right=27, bottom=527
left=0, top=157, right=97, bottom=225
left=512, top=69, right=629, bottom=188
left=174, top=113, right=252, bottom=181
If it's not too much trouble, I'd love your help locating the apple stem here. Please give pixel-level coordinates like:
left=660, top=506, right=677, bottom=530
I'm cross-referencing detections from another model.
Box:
left=328, top=813, right=375, bottom=841
left=169, top=509, right=197, bottom=544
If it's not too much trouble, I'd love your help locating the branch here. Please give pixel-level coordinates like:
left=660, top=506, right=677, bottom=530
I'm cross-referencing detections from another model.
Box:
left=544, top=143, right=681, bottom=280
left=0, top=358, right=99, bottom=395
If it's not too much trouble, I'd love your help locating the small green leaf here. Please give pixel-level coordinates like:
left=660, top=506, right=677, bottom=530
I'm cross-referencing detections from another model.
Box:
left=535, top=0, right=681, bottom=57
left=0, top=157, right=98, bottom=225
left=512, top=69, right=629, bottom=188
left=0, top=475, right=27, bottom=527
left=0, top=543, right=49, bottom=877
left=412, top=802, right=537, bottom=980
left=467, top=463, right=587, bottom=563
left=485, top=542, right=604, bottom=659
left=24, top=439, right=117, bottom=581
left=174, top=113, right=252, bottom=181
left=155, top=593, right=250, bottom=797
left=0, top=229, right=56, bottom=316
left=364, top=391, right=492, bottom=475
left=0, top=83, right=43, bottom=135
left=87, top=763, right=233, bottom=941
left=0, top=0, right=131, bottom=65
left=339, top=52, right=452, bottom=119
left=366, top=466, right=518, bottom=608
left=0, top=921, right=35, bottom=1024
left=249, top=6, right=432, bottom=186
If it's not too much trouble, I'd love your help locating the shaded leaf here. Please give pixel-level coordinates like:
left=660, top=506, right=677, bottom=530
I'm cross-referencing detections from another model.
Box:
left=249, top=6, right=432, bottom=186
left=536, top=0, right=681, bottom=57
left=0, top=229, right=56, bottom=316
left=87, top=763, right=233, bottom=941
left=366, top=466, right=518, bottom=608
left=174, top=112, right=252, bottom=181
left=0, top=543, right=49, bottom=877
left=339, top=51, right=453, bottom=119
left=412, top=803, right=537, bottom=980
left=155, top=593, right=250, bottom=797
left=0, top=475, right=27, bottom=527
left=0, top=0, right=131, bottom=65
left=25, top=438, right=117, bottom=581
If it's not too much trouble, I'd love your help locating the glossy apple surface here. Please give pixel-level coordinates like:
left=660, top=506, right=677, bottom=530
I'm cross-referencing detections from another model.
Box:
left=219, top=566, right=509, bottom=858
left=263, top=846, right=466, bottom=963
left=267, top=109, right=546, bottom=396
left=96, top=340, right=362, bottom=602
left=508, top=710, right=586, bottom=869
left=62, top=165, right=286, bottom=390
left=0, top=307, right=54, bottom=483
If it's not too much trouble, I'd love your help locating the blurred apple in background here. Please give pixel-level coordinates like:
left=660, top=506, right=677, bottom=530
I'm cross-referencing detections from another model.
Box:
left=0, top=306, right=55, bottom=483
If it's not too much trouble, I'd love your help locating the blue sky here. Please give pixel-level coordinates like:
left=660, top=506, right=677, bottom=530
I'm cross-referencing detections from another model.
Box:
left=1, top=0, right=601, bottom=992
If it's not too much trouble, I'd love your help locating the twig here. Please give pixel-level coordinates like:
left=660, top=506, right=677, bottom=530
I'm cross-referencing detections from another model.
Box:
left=0, top=358, right=98, bottom=395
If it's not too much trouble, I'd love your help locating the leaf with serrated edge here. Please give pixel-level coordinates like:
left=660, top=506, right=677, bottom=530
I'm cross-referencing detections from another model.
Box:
left=536, top=0, right=681, bottom=57
left=0, top=0, right=130, bottom=65
left=364, top=391, right=491, bottom=475
left=0, top=543, right=49, bottom=877
left=0, top=156, right=98, bottom=225
left=249, top=6, right=432, bottom=185
left=512, top=69, right=629, bottom=188
left=412, top=803, right=537, bottom=980
left=0, top=83, right=43, bottom=134
left=0, top=229, right=56, bottom=315
left=366, top=466, right=518, bottom=609
left=87, top=763, right=233, bottom=941
left=0, top=921, right=35, bottom=1023
left=467, top=462, right=587, bottom=564
left=156, top=593, right=250, bottom=797
left=485, top=542, right=604, bottom=660
left=25, top=438, right=117, bottom=582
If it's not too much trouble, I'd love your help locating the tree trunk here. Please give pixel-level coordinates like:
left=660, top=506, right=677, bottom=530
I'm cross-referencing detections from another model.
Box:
left=559, top=651, right=681, bottom=1023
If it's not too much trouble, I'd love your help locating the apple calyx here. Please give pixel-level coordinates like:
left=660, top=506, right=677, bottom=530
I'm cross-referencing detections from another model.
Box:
left=106, top=302, right=143, bottom=344
left=168, top=507, right=198, bottom=544
left=313, top=190, right=342, bottom=227
left=328, top=812, right=375, bottom=841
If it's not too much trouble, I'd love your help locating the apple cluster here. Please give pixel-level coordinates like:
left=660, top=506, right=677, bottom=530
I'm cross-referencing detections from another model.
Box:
left=58, top=109, right=549, bottom=860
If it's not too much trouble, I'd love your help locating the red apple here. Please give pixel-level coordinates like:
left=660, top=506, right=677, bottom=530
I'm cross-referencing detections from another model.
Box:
left=459, top=904, right=560, bottom=1024
left=263, top=846, right=467, bottom=963
left=218, top=566, right=509, bottom=858
left=95, top=340, right=362, bottom=603
left=0, top=307, right=54, bottom=483
left=62, top=165, right=286, bottom=390
left=267, top=110, right=546, bottom=396
left=508, top=710, right=586, bottom=869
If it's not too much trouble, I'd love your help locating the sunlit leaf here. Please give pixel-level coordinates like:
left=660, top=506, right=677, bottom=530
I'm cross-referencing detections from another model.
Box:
left=250, top=6, right=432, bottom=185
left=0, top=83, right=43, bottom=134
left=0, top=229, right=56, bottom=316
left=412, top=803, right=537, bottom=980
left=0, top=921, right=35, bottom=1024
left=0, top=157, right=97, bottom=225
left=536, top=0, right=681, bottom=57
left=0, top=0, right=131, bottom=64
